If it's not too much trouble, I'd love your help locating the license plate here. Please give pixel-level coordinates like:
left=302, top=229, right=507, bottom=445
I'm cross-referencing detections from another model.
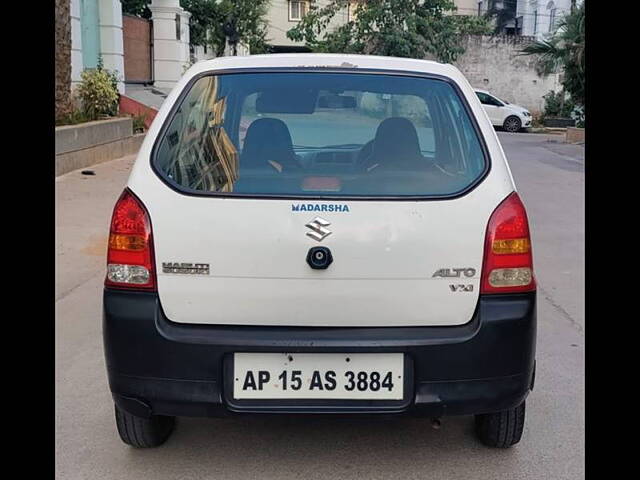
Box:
left=233, top=353, right=404, bottom=400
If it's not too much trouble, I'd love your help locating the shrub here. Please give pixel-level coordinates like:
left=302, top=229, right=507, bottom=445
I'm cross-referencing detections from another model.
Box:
left=542, top=90, right=562, bottom=117
left=55, top=108, right=92, bottom=127
left=77, top=65, right=120, bottom=121
left=543, top=90, right=575, bottom=118
left=531, top=112, right=545, bottom=128
left=132, top=113, right=147, bottom=133
left=571, top=105, right=585, bottom=129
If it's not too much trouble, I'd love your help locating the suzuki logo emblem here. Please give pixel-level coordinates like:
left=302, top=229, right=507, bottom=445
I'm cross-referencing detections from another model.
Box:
left=305, top=217, right=332, bottom=242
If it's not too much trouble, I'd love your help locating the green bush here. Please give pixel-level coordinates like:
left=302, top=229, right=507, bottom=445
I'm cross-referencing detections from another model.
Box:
left=132, top=113, right=147, bottom=133
left=543, top=90, right=575, bottom=118
left=543, top=90, right=561, bottom=117
left=77, top=65, right=120, bottom=121
left=55, top=108, right=92, bottom=127
left=572, top=105, right=585, bottom=129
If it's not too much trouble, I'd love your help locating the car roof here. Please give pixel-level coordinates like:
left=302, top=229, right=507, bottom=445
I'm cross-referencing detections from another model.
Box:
left=189, top=53, right=464, bottom=80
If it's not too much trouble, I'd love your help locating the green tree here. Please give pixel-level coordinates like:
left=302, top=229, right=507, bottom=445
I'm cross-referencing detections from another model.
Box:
left=520, top=3, right=585, bottom=108
left=180, top=0, right=220, bottom=48
left=286, top=0, right=492, bottom=63
left=212, top=0, right=270, bottom=55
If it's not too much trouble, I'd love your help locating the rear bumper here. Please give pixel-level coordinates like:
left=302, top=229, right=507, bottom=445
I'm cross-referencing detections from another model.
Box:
left=103, top=290, right=536, bottom=418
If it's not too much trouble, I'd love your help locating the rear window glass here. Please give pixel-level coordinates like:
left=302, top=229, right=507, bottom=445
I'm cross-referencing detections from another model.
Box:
left=153, top=72, right=487, bottom=197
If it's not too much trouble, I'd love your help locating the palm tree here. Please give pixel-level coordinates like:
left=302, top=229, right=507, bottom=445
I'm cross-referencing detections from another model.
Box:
left=521, top=3, right=585, bottom=108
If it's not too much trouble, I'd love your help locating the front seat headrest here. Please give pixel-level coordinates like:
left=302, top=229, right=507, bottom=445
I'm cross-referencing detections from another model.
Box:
left=241, top=118, right=299, bottom=172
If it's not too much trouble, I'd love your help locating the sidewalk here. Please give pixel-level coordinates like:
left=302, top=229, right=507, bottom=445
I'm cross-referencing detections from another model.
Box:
left=55, top=154, right=136, bottom=301
left=124, top=84, right=170, bottom=110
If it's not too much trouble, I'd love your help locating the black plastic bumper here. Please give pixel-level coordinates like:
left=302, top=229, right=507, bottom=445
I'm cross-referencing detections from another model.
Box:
left=103, top=289, right=536, bottom=418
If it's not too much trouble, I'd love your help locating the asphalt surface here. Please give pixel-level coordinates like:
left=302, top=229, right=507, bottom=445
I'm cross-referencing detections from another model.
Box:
left=55, top=132, right=584, bottom=479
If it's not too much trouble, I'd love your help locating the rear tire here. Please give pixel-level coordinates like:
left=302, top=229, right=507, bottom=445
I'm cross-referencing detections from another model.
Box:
left=474, top=401, right=526, bottom=448
left=503, top=116, right=522, bottom=133
left=114, top=404, right=175, bottom=448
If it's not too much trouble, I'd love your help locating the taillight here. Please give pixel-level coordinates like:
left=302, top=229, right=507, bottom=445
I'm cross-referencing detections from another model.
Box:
left=480, top=192, right=536, bottom=294
left=105, top=189, right=156, bottom=290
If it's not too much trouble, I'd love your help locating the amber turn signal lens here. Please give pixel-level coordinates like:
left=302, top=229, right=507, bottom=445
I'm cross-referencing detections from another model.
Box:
left=109, top=233, right=146, bottom=251
left=492, top=238, right=530, bottom=254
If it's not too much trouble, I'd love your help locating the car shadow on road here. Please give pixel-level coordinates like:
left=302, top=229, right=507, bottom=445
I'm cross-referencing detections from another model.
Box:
left=115, top=415, right=525, bottom=479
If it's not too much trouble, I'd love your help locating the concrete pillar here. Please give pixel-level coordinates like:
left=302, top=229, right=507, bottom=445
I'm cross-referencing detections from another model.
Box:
left=149, top=0, right=191, bottom=90
left=98, top=0, right=125, bottom=93
left=70, top=0, right=83, bottom=88
left=180, top=10, right=191, bottom=65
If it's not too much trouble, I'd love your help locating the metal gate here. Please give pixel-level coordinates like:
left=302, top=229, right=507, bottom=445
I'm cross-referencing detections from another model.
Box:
left=122, top=14, right=152, bottom=84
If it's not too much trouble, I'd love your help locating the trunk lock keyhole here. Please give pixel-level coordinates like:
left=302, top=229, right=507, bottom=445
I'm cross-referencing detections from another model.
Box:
left=307, top=247, right=333, bottom=270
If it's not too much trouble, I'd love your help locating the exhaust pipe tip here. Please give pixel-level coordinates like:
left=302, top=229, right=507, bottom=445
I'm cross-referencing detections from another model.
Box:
left=431, top=417, right=442, bottom=430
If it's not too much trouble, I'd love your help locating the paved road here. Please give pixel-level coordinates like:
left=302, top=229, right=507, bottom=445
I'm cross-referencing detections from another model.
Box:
left=55, top=132, right=584, bottom=479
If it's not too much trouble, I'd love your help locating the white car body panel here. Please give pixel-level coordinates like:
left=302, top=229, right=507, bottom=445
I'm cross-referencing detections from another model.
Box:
left=126, top=54, right=516, bottom=327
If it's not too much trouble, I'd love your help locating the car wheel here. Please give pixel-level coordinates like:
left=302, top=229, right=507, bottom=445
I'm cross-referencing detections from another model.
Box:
left=114, top=404, right=175, bottom=448
left=503, top=116, right=522, bottom=133
left=474, top=401, right=525, bottom=448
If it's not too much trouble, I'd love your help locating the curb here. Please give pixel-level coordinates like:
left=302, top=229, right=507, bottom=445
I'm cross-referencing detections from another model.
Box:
left=55, top=133, right=145, bottom=177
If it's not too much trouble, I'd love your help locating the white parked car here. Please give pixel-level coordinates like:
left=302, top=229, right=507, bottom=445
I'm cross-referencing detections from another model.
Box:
left=475, top=89, right=532, bottom=132
left=103, top=54, right=537, bottom=449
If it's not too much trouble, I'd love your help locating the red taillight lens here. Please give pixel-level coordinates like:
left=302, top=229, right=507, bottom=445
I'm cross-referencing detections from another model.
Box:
left=481, top=192, right=536, bottom=294
left=105, top=189, right=156, bottom=290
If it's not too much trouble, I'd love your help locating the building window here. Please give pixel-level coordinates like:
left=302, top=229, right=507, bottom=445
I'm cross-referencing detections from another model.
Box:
left=549, top=8, right=557, bottom=32
left=289, top=1, right=308, bottom=21
left=515, top=16, right=523, bottom=35
left=478, top=1, right=484, bottom=16
left=533, top=10, right=538, bottom=33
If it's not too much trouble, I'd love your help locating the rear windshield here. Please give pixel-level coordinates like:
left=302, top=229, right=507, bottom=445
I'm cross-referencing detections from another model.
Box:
left=153, top=72, right=487, bottom=198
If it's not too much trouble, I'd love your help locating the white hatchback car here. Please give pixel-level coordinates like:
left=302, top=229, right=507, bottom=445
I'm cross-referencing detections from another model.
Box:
left=103, top=54, right=537, bottom=449
left=475, top=89, right=532, bottom=132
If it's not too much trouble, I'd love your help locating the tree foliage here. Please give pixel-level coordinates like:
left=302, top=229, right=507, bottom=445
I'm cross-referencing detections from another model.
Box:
left=542, top=90, right=574, bottom=118
left=77, top=61, right=120, bottom=120
left=520, top=3, right=585, bottom=107
left=121, top=0, right=151, bottom=19
left=180, top=0, right=219, bottom=48
left=286, top=0, right=492, bottom=63
left=213, top=0, right=270, bottom=55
